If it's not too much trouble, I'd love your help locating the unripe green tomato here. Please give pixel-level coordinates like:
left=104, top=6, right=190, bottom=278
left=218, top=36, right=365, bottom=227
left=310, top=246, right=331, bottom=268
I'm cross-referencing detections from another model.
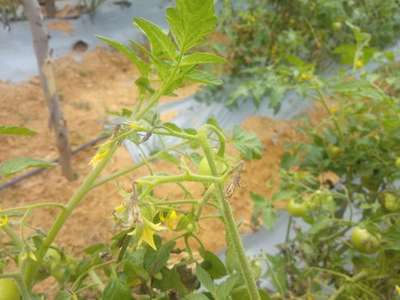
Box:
left=43, top=248, right=61, bottom=272
left=382, top=192, right=400, bottom=212
left=287, top=199, right=308, bottom=217
left=306, top=190, right=335, bottom=211
left=0, top=279, right=20, bottom=300
left=396, top=157, right=400, bottom=168
left=327, top=145, right=341, bottom=159
left=351, top=227, right=380, bottom=254
left=186, top=221, right=199, bottom=234
left=198, top=157, right=224, bottom=176
left=332, top=22, right=342, bottom=31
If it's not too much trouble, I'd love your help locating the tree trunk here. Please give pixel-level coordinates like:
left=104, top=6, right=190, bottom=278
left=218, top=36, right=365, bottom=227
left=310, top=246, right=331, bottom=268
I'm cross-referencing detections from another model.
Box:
left=45, top=0, right=56, bottom=18
left=22, top=0, right=75, bottom=181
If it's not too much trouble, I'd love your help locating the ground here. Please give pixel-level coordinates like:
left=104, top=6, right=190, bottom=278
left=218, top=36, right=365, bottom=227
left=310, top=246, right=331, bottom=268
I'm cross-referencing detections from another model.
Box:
left=0, top=45, right=322, bottom=295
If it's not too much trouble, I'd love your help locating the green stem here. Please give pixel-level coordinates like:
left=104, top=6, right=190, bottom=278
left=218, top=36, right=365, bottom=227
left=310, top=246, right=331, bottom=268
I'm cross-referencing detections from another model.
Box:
left=0, top=202, right=66, bottom=216
left=92, top=142, right=188, bottom=189
left=136, top=53, right=183, bottom=120
left=195, top=185, right=217, bottom=219
left=137, top=172, right=223, bottom=186
left=71, top=260, right=115, bottom=291
left=197, top=128, right=261, bottom=300
left=155, top=128, right=197, bottom=141
left=88, top=270, right=105, bottom=292
left=316, top=88, right=344, bottom=142
left=23, top=142, right=119, bottom=287
left=285, top=216, right=292, bottom=243
left=328, top=271, right=368, bottom=300
left=203, top=124, right=226, bottom=157
left=2, top=225, right=24, bottom=249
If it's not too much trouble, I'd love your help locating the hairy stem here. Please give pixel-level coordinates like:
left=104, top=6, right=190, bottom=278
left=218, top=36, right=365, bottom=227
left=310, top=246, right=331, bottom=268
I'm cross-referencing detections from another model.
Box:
left=198, top=128, right=261, bottom=300
left=23, top=141, right=119, bottom=287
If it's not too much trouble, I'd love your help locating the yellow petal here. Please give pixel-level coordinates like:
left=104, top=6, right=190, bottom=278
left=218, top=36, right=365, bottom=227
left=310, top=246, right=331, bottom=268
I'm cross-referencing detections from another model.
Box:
left=165, top=210, right=179, bottom=230
left=141, top=225, right=157, bottom=250
left=0, top=215, right=8, bottom=227
left=396, top=285, right=400, bottom=295
left=129, top=122, right=141, bottom=130
left=143, top=218, right=165, bottom=232
left=29, top=252, right=38, bottom=262
left=114, top=204, right=126, bottom=214
left=355, top=59, right=364, bottom=69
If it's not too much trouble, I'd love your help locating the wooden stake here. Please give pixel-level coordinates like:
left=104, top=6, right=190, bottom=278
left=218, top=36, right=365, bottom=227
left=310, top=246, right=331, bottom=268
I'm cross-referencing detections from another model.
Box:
left=22, top=0, right=75, bottom=180
left=45, top=0, right=56, bottom=18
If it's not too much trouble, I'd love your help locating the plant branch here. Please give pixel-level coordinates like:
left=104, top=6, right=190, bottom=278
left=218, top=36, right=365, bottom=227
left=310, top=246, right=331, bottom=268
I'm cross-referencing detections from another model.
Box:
left=198, top=127, right=261, bottom=300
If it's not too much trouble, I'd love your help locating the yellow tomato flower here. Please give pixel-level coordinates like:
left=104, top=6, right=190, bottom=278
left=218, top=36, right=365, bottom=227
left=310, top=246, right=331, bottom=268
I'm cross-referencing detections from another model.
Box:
left=135, top=218, right=165, bottom=250
left=299, top=72, right=312, bottom=81
left=114, top=204, right=126, bottom=214
left=0, top=209, right=8, bottom=227
left=396, top=285, right=400, bottom=295
left=355, top=59, right=364, bottom=69
left=20, top=251, right=38, bottom=262
left=160, top=210, right=180, bottom=230
left=330, top=104, right=338, bottom=114
left=129, top=121, right=141, bottom=130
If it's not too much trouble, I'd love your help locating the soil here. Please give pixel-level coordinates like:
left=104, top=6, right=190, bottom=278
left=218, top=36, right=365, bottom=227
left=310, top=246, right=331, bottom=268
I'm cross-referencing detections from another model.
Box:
left=0, top=46, right=323, bottom=296
left=47, top=20, right=74, bottom=34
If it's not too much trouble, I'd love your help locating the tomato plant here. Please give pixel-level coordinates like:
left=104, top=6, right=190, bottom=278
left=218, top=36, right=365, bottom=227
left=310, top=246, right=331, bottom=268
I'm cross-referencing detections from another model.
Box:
left=196, top=0, right=400, bottom=109
left=0, top=1, right=266, bottom=299
left=251, top=27, right=400, bottom=299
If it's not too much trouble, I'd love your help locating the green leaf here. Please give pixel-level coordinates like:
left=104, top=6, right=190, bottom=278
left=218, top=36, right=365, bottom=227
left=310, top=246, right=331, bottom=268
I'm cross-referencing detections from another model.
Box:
left=157, top=151, right=180, bottom=165
left=231, top=288, right=271, bottom=300
left=166, top=0, right=217, bottom=51
left=280, top=152, right=298, bottom=170
left=334, top=44, right=357, bottom=65
left=200, top=250, right=227, bottom=279
left=184, top=294, right=209, bottom=300
left=265, top=254, right=288, bottom=295
left=153, top=266, right=189, bottom=295
left=101, top=278, right=133, bottom=300
left=216, top=275, right=239, bottom=300
left=185, top=70, right=222, bottom=85
left=195, top=265, right=216, bottom=294
left=144, top=240, right=175, bottom=275
left=181, top=52, right=226, bottom=66
left=55, top=290, right=74, bottom=300
left=250, top=192, right=266, bottom=208
left=0, top=126, right=36, bottom=136
left=97, top=35, right=149, bottom=76
left=250, top=193, right=277, bottom=230
left=134, top=17, right=176, bottom=59
left=232, top=126, right=263, bottom=160
left=0, top=157, right=52, bottom=178
left=263, top=202, right=277, bottom=230
left=84, top=243, right=108, bottom=255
